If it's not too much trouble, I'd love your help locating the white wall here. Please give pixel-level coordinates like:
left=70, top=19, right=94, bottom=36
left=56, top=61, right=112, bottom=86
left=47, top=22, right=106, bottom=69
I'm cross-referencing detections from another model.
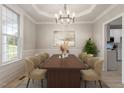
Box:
left=93, top=5, right=124, bottom=57
left=0, top=5, right=36, bottom=87
left=36, top=24, right=93, bottom=56
left=1, top=4, right=124, bottom=86
left=23, top=16, right=36, bottom=58
left=93, top=5, right=124, bottom=83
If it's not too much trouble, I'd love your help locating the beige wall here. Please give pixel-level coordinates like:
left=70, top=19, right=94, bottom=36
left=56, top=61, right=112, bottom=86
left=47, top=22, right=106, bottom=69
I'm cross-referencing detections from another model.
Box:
left=23, top=16, right=36, bottom=50
left=93, top=5, right=124, bottom=57
left=36, top=24, right=93, bottom=56
left=1, top=4, right=124, bottom=85
left=93, top=5, right=124, bottom=83
left=0, top=5, right=36, bottom=87
left=23, top=16, right=36, bottom=57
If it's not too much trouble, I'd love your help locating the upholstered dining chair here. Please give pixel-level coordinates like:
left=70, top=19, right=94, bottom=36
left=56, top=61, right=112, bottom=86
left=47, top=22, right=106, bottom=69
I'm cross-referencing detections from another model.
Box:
left=37, top=53, right=49, bottom=63
left=80, top=59, right=103, bottom=88
left=24, top=58, right=47, bottom=88
left=79, top=52, right=93, bottom=63
left=42, top=53, right=49, bottom=60
left=84, top=57, right=100, bottom=69
left=28, top=56, right=41, bottom=69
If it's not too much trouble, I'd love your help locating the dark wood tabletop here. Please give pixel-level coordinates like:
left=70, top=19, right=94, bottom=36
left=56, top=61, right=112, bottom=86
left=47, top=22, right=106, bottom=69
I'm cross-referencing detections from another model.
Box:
left=42, top=54, right=85, bottom=88
left=42, top=54, right=85, bottom=69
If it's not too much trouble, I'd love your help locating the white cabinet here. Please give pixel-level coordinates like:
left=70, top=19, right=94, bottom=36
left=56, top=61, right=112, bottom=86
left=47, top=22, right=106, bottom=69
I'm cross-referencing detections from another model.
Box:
left=110, top=29, right=122, bottom=43
left=107, top=50, right=117, bottom=71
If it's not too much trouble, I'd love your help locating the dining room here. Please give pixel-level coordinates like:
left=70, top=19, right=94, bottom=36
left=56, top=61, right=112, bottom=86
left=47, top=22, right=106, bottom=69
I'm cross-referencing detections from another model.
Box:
left=0, top=3, right=124, bottom=88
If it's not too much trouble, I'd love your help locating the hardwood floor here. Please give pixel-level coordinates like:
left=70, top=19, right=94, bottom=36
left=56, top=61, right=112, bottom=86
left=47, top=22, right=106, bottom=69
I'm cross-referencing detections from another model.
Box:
left=3, top=71, right=123, bottom=88
left=102, top=71, right=124, bottom=88
left=4, top=75, right=107, bottom=88
left=3, top=74, right=26, bottom=88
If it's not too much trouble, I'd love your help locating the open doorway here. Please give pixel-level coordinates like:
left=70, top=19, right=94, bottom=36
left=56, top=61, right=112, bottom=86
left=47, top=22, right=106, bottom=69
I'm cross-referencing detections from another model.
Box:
left=103, top=17, right=123, bottom=87
left=106, top=17, right=122, bottom=72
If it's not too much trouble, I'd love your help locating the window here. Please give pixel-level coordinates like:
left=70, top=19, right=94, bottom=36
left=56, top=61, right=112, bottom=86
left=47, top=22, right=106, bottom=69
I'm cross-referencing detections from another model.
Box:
left=2, top=5, right=20, bottom=63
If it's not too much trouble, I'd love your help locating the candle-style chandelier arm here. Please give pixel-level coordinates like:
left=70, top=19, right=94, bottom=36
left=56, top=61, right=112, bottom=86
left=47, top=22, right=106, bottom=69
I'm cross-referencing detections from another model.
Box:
left=55, top=4, right=75, bottom=24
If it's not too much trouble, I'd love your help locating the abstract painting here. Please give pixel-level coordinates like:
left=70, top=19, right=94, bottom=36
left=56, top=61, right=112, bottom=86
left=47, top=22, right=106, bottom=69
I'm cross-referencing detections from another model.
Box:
left=54, top=31, right=75, bottom=47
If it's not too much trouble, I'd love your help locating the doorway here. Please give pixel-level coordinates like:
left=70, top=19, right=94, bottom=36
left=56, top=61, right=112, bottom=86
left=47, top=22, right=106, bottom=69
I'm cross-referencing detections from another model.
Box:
left=103, top=16, right=123, bottom=87
left=105, top=17, right=122, bottom=72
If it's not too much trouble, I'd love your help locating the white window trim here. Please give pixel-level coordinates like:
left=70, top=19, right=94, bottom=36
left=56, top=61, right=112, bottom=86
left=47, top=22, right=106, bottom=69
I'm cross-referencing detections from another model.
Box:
left=0, top=5, right=2, bottom=65
left=0, top=4, right=23, bottom=65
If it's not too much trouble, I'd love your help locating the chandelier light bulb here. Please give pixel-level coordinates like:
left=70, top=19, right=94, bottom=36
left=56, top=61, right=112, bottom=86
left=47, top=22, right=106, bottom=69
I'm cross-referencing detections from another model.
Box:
left=67, top=19, right=70, bottom=22
left=67, top=10, right=70, bottom=15
left=55, top=4, right=75, bottom=24
left=61, top=19, right=64, bottom=22
left=59, top=10, right=62, bottom=15
left=72, top=12, right=75, bottom=17
left=55, top=14, right=58, bottom=18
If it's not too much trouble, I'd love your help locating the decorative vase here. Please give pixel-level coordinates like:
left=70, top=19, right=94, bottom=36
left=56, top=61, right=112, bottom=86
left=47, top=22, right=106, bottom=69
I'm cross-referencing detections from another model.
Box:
left=62, top=53, right=65, bottom=58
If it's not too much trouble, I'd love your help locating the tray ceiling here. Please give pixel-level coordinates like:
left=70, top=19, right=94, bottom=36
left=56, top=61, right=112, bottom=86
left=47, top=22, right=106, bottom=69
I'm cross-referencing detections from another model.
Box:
left=18, top=4, right=113, bottom=23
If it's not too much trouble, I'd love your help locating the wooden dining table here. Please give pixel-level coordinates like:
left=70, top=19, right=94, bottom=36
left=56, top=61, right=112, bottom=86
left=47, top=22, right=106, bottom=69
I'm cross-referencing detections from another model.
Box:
left=42, top=54, right=85, bottom=88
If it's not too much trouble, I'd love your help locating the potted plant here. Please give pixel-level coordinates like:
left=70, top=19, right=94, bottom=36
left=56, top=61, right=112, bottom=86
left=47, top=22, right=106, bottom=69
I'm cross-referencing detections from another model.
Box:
left=83, top=38, right=98, bottom=56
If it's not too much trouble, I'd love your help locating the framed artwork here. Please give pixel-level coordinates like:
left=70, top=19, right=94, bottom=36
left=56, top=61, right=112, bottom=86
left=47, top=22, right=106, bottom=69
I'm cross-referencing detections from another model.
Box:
left=54, top=31, right=75, bottom=47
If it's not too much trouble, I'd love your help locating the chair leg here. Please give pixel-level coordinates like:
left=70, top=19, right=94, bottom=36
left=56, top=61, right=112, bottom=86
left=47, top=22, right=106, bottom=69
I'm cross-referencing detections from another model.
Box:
left=41, top=80, right=43, bottom=88
left=32, top=80, right=34, bottom=84
left=26, top=78, right=30, bottom=88
left=84, top=80, right=87, bottom=88
left=98, top=80, right=102, bottom=88
left=80, top=77, right=82, bottom=87
left=94, top=81, right=96, bottom=85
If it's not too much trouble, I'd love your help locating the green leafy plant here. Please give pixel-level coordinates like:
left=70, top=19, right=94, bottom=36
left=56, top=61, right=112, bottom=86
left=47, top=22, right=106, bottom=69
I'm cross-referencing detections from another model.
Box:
left=83, top=38, right=98, bottom=56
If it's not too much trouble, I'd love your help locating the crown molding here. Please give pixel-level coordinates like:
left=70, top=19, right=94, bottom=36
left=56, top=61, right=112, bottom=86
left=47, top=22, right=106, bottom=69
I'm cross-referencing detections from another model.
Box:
left=32, top=4, right=53, bottom=18
left=32, top=4, right=96, bottom=18
left=36, top=22, right=56, bottom=24
left=8, top=4, right=37, bottom=24
left=28, top=4, right=118, bottom=24
left=17, top=4, right=118, bottom=25
left=77, top=5, right=96, bottom=17
left=22, top=11, right=37, bottom=24
left=18, top=6, right=37, bottom=24
left=35, top=21, right=93, bottom=24
left=92, top=4, right=118, bottom=23
left=74, top=21, right=94, bottom=24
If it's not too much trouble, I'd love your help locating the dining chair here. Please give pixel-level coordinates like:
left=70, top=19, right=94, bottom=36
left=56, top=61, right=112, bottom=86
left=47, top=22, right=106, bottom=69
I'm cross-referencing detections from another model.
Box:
left=28, top=56, right=41, bottom=69
left=37, top=53, right=49, bottom=64
left=80, top=59, right=103, bottom=88
left=79, top=52, right=93, bottom=63
left=24, top=58, right=47, bottom=88
left=85, top=57, right=100, bottom=69
left=42, top=53, right=50, bottom=60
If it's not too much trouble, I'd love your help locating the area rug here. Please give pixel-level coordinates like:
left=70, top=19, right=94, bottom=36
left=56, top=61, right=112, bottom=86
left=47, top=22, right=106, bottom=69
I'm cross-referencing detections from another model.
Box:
left=16, top=78, right=109, bottom=88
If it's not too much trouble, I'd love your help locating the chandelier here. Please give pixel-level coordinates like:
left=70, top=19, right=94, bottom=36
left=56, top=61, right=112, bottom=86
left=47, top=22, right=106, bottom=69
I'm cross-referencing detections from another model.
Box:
left=55, top=4, right=75, bottom=24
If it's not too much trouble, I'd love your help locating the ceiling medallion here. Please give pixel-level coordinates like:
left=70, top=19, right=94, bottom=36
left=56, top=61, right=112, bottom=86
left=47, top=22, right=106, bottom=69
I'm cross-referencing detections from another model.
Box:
left=55, top=4, right=75, bottom=24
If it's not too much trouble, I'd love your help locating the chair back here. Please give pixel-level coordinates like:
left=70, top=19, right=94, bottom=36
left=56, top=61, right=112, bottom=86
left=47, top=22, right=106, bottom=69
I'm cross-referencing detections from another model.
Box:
left=86, top=57, right=100, bottom=69
left=24, top=58, right=34, bottom=77
left=35, top=53, right=49, bottom=64
left=43, top=53, right=49, bottom=60
left=94, top=60, right=103, bottom=77
left=79, top=53, right=87, bottom=62
left=29, top=56, right=41, bottom=68
left=35, top=54, right=45, bottom=63
left=38, top=54, right=46, bottom=62
left=79, top=52, right=93, bottom=62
